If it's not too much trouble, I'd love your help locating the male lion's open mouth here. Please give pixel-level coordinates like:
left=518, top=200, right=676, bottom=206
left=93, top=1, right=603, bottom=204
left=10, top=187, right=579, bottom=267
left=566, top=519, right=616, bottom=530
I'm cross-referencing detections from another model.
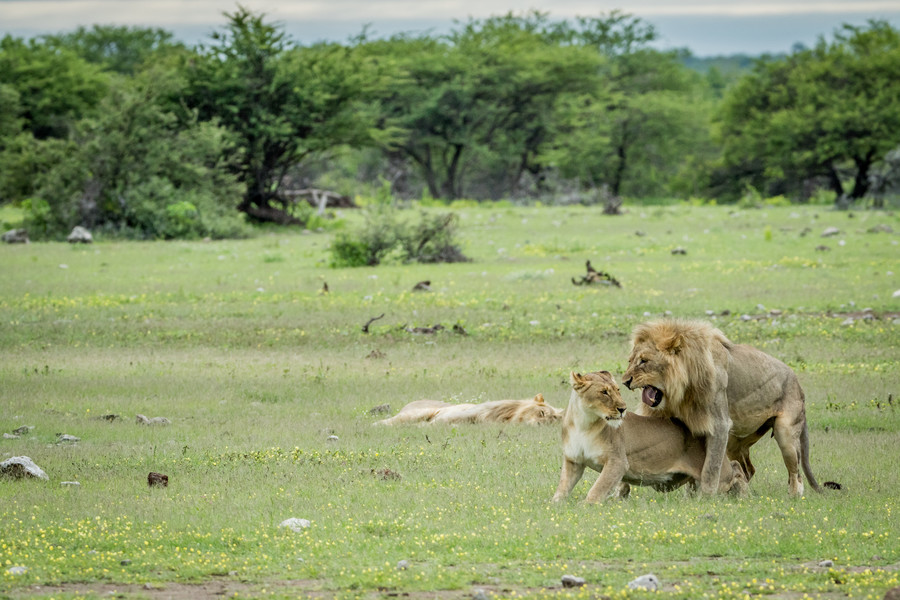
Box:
left=641, top=386, right=664, bottom=408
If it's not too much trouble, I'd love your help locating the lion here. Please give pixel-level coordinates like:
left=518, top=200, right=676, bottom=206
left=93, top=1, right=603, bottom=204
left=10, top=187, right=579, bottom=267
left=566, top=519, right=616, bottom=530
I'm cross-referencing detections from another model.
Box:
left=552, top=371, right=748, bottom=503
left=374, top=394, right=563, bottom=426
left=622, top=318, right=824, bottom=496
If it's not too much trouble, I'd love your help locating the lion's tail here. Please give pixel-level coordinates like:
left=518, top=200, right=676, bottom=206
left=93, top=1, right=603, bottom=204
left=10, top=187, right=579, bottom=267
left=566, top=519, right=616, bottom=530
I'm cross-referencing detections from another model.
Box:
left=800, top=419, right=824, bottom=493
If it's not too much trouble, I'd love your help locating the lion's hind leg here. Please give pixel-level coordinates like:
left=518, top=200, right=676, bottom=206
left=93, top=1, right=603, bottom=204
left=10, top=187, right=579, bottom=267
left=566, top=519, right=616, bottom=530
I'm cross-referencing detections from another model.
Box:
left=726, top=460, right=749, bottom=497
left=772, top=413, right=806, bottom=497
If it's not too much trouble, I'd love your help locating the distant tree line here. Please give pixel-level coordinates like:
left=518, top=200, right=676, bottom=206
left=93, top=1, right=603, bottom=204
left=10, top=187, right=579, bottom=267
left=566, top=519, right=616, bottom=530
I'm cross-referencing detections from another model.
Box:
left=1, top=8, right=898, bottom=239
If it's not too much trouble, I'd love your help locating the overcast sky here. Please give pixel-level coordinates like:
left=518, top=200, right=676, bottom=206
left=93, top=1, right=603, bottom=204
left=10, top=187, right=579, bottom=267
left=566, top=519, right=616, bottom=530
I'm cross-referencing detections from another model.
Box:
left=2, top=0, right=899, bottom=56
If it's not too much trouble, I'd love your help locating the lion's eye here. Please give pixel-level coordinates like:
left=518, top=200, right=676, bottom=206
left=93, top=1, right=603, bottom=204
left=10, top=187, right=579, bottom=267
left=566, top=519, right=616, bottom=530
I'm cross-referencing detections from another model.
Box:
left=638, top=358, right=647, bottom=365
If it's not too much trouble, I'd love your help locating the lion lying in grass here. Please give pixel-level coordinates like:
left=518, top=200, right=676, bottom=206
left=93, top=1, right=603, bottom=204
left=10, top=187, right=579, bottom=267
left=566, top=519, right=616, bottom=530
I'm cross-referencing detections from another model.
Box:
left=622, top=318, right=825, bottom=496
left=552, top=371, right=747, bottom=503
left=374, top=394, right=563, bottom=426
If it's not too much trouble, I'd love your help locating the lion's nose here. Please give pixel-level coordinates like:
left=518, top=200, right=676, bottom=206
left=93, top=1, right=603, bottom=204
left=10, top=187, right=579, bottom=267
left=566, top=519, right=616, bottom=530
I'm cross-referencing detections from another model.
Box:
left=623, top=377, right=633, bottom=390
left=617, top=407, right=626, bottom=416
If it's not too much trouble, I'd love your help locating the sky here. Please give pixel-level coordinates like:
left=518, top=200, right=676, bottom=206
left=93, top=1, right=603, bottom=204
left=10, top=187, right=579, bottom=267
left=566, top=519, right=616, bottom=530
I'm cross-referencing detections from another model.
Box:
left=2, top=0, right=899, bottom=56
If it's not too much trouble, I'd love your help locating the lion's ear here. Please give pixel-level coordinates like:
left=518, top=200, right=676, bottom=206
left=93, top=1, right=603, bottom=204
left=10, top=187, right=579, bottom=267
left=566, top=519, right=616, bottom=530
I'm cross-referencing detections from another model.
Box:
left=570, top=372, right=583, bottom=386
left=534, top=393, right=545, bottom=405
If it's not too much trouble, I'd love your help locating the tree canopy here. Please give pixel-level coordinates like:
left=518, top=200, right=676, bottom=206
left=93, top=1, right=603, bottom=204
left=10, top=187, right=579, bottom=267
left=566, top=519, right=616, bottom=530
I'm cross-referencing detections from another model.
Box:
left=716, top=20, right=900, bottom=203
left=1, top=12, right=897, bottom=239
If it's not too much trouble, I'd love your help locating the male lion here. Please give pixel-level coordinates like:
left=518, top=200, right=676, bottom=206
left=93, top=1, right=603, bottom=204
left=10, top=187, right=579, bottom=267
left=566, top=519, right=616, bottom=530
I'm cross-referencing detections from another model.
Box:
left=374, top=394, right=563, bottom=426
left=622, top=318, right=823, bottom=496
left=552, top=371, right=747, bottom=503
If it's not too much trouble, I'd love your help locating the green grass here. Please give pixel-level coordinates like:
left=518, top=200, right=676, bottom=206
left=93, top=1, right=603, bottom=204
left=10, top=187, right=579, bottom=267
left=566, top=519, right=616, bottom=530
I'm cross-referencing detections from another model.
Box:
left=1, top=204, right=899, bottom=599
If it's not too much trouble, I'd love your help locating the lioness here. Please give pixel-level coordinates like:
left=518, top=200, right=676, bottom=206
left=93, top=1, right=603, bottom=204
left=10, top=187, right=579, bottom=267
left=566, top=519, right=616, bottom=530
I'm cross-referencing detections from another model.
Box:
left=552, top=371, right=747, bottom=503
left=374, top=394, right=562, bottom=426
left=622, top=318, right=824, bottom=496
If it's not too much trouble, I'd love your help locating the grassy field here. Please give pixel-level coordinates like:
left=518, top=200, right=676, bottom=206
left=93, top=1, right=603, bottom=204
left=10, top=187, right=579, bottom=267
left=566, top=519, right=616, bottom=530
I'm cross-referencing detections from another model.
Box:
left=1, top=204, right=898, bottom=600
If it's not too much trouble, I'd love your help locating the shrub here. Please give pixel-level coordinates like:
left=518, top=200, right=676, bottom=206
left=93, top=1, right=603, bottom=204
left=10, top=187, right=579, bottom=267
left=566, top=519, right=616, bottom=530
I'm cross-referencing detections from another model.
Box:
left=329, top=203, right=469, bottom=267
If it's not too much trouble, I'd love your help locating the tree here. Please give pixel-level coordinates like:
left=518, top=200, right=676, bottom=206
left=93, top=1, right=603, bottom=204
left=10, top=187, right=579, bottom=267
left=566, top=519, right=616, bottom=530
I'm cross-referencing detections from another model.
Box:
left=366, top=13, right=603, bottom=200
left=0, top=35, right=109, bottom=140
left=543, top=14, right=712, bottom=199
left=183, top=6, right=380, bottom=224
left=716, top=20, right=900, bottom=204
left=41, top=25, right=186, bottom=75
left=22, top=67, right=248, bottom=239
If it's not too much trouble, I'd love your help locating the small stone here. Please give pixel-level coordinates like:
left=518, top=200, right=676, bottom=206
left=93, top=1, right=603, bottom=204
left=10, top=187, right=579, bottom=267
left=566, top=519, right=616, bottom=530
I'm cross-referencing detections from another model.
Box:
left=12, top=426, right=33, bottom=435
left=397, top=560, right=410, bottom=570
left=120, top=559, right=132, bottom=566
left=372, top=468, right=401, bottom=481
left=56, top=434, right=80, bottom=444
left=841, top=318, right=855, bottom=326
left=628, top=574, right=660, bottom=591
left=6, top=566, right=28, bottom=575
left=822, top=226, right=840, bottom=237
left=326, top=435, right=339, bottom=442
left=3, top=433, right=19, bottom=439
left=561, top=575, right=586, bottom=588
left=61, top=481, right=81, bottom=487
left=884, top=585, right=900, bottom=600
left=1, top=456, right=49, bottom=480
left=671, top=247, right=687, bottom=255
left=818, top=559, right=834, bottom=568
left=147, top=472, right=168, bottom=487
left=368, top=404, right=391, bottom=415
left=472, top=588, right=490, bottom=600
left=279, top=518, right=311, bottom=532
left=2, top=229, right=29, bottom=244
left=892, top=289, right=900, bottom=298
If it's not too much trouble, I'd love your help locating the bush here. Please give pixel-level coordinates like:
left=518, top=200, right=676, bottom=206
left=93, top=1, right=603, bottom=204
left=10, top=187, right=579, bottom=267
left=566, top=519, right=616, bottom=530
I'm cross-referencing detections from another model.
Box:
left=19, top=71, right=251, bottom=240
left=329, top=202, right=469, bottom=268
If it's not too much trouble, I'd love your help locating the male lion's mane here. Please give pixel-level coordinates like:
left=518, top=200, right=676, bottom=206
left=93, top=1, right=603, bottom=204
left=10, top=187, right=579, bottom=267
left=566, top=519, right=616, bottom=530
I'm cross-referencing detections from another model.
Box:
left=630, top=319, right=732, bottom=436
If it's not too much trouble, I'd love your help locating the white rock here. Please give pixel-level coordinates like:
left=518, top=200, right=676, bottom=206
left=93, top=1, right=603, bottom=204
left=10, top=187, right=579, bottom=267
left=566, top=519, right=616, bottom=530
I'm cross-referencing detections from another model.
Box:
left=6, top=566, right=28, bottom=575
left=67, top=226, right=93, bottom=243
left=818, top=559, right=834, bottom=568
left=821, top=227, right=840, bottom=237
left=0, top=456, right=49, bottom=480
left=279, top=518, right=311, bottom=532
left=56, top=434, right=80, bottom=444
left=397, top=560, right=410, bottom=570
left=561, top=574, right=586, bottom=588
left=472, top=588, right=489, bottom=600
left=61, top=481, right=81, bottom=487
left=628, top=574, right=660, bottom=591
left=892, top=289, right=900, bottom=298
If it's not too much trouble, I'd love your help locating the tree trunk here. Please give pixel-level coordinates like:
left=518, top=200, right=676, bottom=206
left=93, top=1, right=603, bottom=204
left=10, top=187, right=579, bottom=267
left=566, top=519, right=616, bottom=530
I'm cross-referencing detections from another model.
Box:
left=238, top=197, right=303, bottom=225
left=849, top=150, right=875, bottom=200
left=826, top=164, right=845, bottom=198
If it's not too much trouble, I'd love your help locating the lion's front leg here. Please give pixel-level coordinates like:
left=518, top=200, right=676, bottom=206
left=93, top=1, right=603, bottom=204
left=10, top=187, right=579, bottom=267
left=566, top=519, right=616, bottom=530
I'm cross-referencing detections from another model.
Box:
left=552, top=457, right=585, bottom=502
left=700, top=400, right=732, bottom=495
left=584, top=460, right=627, bottom=503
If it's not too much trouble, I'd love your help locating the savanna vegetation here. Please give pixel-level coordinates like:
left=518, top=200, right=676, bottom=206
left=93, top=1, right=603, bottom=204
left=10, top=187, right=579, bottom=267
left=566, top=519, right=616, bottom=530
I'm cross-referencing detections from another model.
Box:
left=1, top=204, right=898, bottom=599
left=1, top=6, right=899, bottom=599
left=1, top=8, right=899, bottom=241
